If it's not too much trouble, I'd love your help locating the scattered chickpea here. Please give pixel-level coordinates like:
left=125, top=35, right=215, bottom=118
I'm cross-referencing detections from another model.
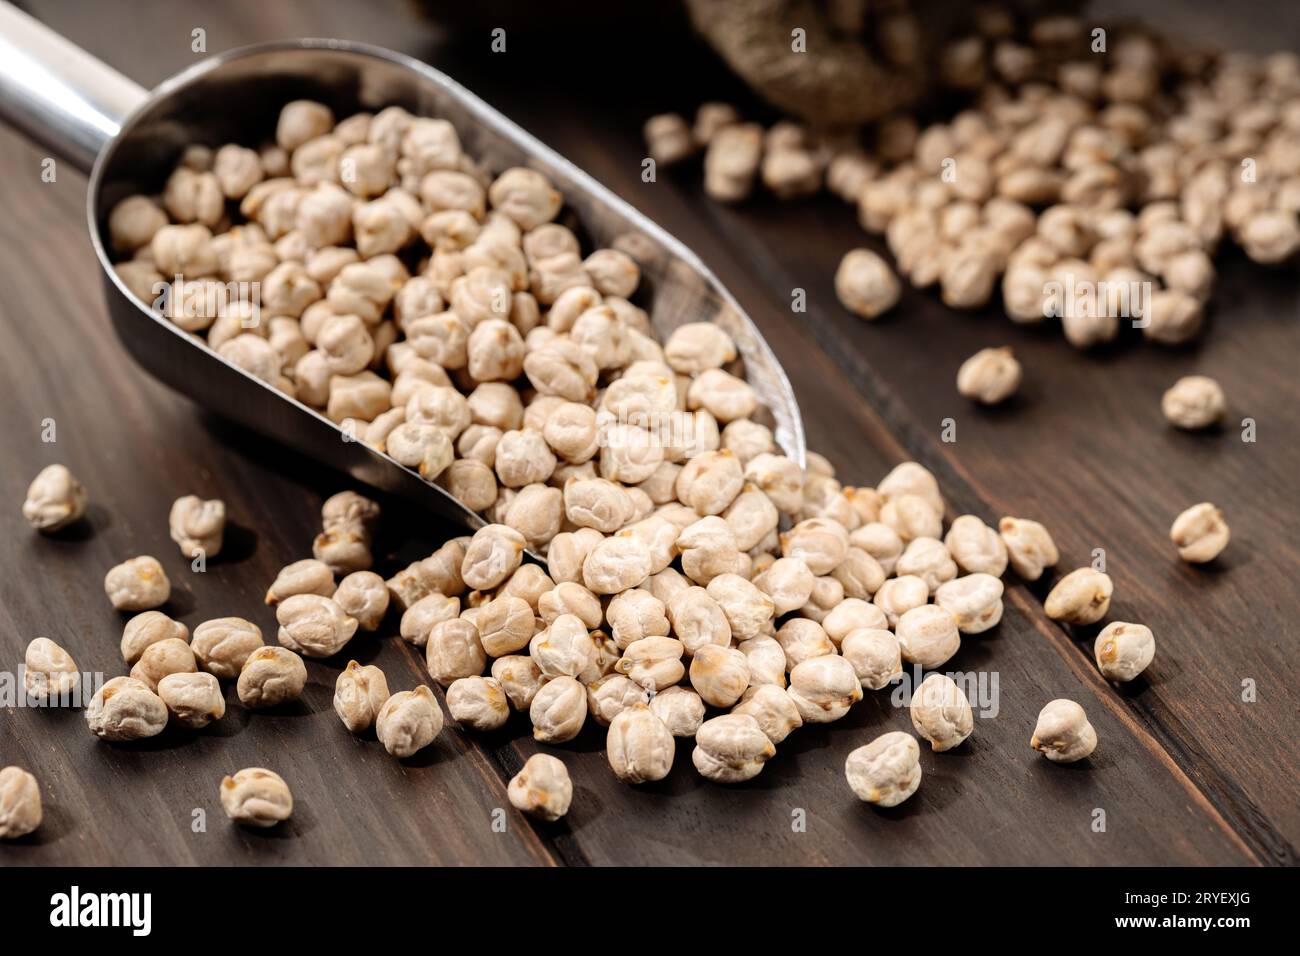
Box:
left=104, top=556, right=171, bottom=612
left=508, top=753, right=572, bottom=821
left=220, top=768, right=293, bottom=828
left=1044, top=568, right=1114, bottom=625
left=376, top=685, right=444, bottom=758
left=236, top=646, right=307, bottom=709
left=606, top=704, right=675, bottom=784
left=845, top=732, right=921, bottom=807
left=692, top=713, right=776, bottom=783
left=22, top=464, right=88, bottom=532
left=85, top=676, right=168, bottom=741
left=910, top=673, right=974, bottom=752
left=158, top=672, right=226, bottom=729
left=1030, top=699, right=1097, bottom=763
left=1094, top=621, right=1156, bottom=682
left=998, top=516, right=1059, bottom=581
left=835, top=248, right=901, bottom=319
left=168, top=495, right=226, bottom=559
left=956, top=347, right=1021, bottom=404
left=23, top=637, right=79, bottom=703
left=1170, top=502, right=1229, bottom=563
left=1161, top=375, right=1226, bottom=430
left=333, top=660, right=391, bottom=733
left=0, top=767, right=42, bottom=839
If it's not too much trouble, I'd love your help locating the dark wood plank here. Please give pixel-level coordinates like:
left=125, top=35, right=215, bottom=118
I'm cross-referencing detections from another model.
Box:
left=2, top=0, right=1286, bottom=866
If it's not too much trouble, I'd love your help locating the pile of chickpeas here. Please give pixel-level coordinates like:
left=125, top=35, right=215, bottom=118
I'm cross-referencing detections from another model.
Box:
left=646, top=13, right=1300, bottom=347
left=11, top=74, right=1239, bottom=838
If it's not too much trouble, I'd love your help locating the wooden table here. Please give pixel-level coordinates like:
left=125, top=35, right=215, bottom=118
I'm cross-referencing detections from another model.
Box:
left=1, top=0, right=1295, bottom=866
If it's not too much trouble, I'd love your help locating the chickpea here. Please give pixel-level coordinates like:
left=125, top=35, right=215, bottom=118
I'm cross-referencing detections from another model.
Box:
left=1030, top=698, right=1097, bottom=763
left=775, top=618, right=835, bottom=670
left=614, top=635, right=686, bottom=691
left=1161, top=375, right=1226, bottom=430
left=85, top=676, right=168, bottom=741
left=845, top=732, right=922, bottom=806
left=266, top=558, right=335, bottom=605
left=157, top=672, right=226, bottom=729
left=687, top=368, right=758, bottom=423
left=704, top=123, right=763, bottom=202
left=835, top=248, right=901, bottom=319
left=461, top=524, right=526, bottom=590
left=537, top=581, right=602, bottom=629
left=332, top=571, right=390, bottom=632
left=22, top=464, right=88, bottom=532
left=787, top=655, right=863, bottom=724
left=333, top=660, right=391, bottom=732
left=530, top=613, right=596, bottom=679
left=705, top=573, right=774, bottom=641
left=689, top=644, right=751, bottom=708
left=665, top=586, right=731, bottom=656
left=586, top=674, right=651, bottom=726
left=910, top=673, right=974, bottom=752
left=119, top=611, right=188, bottom=667
left=731, top=684, right=801, bottom=744
left=1044, top=568, right=1114, bottom=625
left=872, top=574, right=927, bottom=629
left=1170, top=502, right=1229, bottom=563
left=426, top=618, right=487, bottom=686
left=841, top=628, right=903, bottom=690
left=0, top=767, right=42, bottom=839
left=376, top=685, right=445, bottom=758
left=737, top=635, right=786, bottom=688
left=998, top=516, right=1059, bottom=581
left=649, top=685, right=706, bottom=737
left=104, top=556, right=171, bottom=612
left=956, top=346, right=1021, bottom=404
left=753, top=556, right=815, bottom=616
left=583, top=534, right=653, bottom=595
left=896, top=604, right=961, bottom=668
left=508, top=753, right=572, bottom=821
left=220, top=768, right=294, bottom=828
left=692, top=714, right=776, bottom=783
left=602, top=588, right=668, bottom=650
left=446, top=676, right=510, bottom=731
left=492, top=655, right=545, bottom=711
left=744, top=453, right=804, bottom=513
left=1094, top=621, right=1156, bottom=682
left=779, top=518, right=849, bottom=576
left=935, top=573, right=1005, bottom=634
left=606, top=704, right=675, bottom=784
left=275, top=594, right=358, bottom=658
left=236, top=647, right=308, bottom=709
left=822, top=598, right=888, bottom=646
left=529, top=675, right=588, bottom=743
left=23, top=637, right=79, bottom=703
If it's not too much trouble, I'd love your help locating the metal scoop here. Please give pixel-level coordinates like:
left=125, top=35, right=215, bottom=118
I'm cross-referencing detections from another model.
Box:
left=0, top=3, right=805, bottom=541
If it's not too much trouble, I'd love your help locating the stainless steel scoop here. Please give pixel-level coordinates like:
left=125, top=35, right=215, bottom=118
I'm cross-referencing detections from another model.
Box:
left=0, top=3, right=805, bottom=540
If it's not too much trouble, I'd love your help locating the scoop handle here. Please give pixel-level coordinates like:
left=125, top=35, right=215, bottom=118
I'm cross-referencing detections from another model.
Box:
left=0, top=1, right=147, bottom=173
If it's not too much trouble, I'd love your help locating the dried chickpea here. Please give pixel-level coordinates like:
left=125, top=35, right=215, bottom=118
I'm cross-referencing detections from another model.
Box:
left=845, top=732, right=921, bottom=806
left=1031, top=698, right=1097, bottom=763
left=333, top=660, right=391, bottom=732
left=461, top=523, right=526, bottom=590
left=895, top=537, right=957, bottom=593
left=376, top=685, right=444, bottom=758
left=168, top=495, right=226, bottom=559
left=957, top=347, right=1021, bottom=404
left=787, top=655, right=863, bottom=724
left=935, top=573, right=1005, bottom=634
left=104, top=556, right=170, bottom=612
left=998, top=516, right=1059, bottom=581
left=508, top=753, right=572, bottom=821
left=23, top=637, right=79, bottom=703
left=220, top=768, right=293, bottom=828
left=910, top=673, right=974, bottom=752
left=537, top=581, right=602, bottom=629
left=841, top=628, right=903, bottom=690
left=823, top=598, right=888, bottom=646
left=266, top=558, right=334, bottom=605
left=276, top=594, right=358, bottom=658
left=880, top=494, right=942, bottom=544
left=692, top=713, right=775, bottom=783
left=754, top=556, right=815, bottom=615
left=896, top=604, right=961, bottom=668
left=1094, top=621, right=1156, bottom=682
left=607, top=704, right=675, bottom=783
left=1161, top=376, right=1226, bottom=430
left=447, top=676, right=510, bottom=731
left=1170, top=502, right=1229, bottom=563
left=1044, top=568, right=1113, bottom=625
left=774, top=618, right=835, bottom=670
left=400, top=593, right=460, bottom=647
left=689, top=644, right=751, bottom=708
left=649, top=685, right=706, bottom=737
left=944, top=515, right=1008, bottom=576
left=120, top=611, right=189, bottom=666
left=586, top=674, right=650, bottom=726
left=236, top=646, right=307, bottom=709
left=426, top=618, right=487, bottom=686
left=0, top=767, right=42, bottom=839
left=529, top=675, right=587, bottom=743
left=85, top=676, right=168, bottom=741
left=703, top=123, right=763, bottom=202
left=665, top=587, right=731, bottom=656
left=157, top=672, right=225, bottom=729
left=835, top=248, right=901, bottom=319
left=332, top=571, right=390, bottom=631
left=614, top=635, right=686, bottom=691
left=22, top=464, right=88, bottom=532
left=130, top=637, right=197, bottom=691
left=873, top=574, right=929, bottom=629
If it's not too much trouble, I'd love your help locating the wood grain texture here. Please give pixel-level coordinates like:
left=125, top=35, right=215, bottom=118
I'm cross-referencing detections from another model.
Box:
left=0, top=0, right=1293, bottom=866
